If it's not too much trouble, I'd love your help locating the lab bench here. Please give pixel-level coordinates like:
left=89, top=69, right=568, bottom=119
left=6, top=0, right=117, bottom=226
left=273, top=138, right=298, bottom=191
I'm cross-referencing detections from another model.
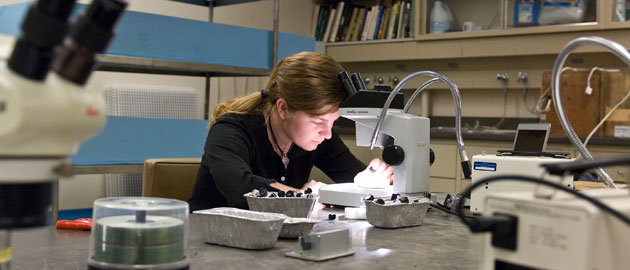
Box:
left=9, top=208, right=480, bottom=269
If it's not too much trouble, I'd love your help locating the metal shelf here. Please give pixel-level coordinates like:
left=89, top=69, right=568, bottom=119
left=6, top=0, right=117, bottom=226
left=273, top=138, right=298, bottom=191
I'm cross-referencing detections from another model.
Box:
left=169, top=0, right=262, bottom=7
left=96, top=54, right=269, bottom=77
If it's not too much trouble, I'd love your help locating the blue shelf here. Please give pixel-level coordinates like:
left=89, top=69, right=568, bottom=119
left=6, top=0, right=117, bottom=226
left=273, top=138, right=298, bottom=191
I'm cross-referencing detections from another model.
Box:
left=70, top=117, right=209, bottom=166
left=0, top=2, right=314, bottom=75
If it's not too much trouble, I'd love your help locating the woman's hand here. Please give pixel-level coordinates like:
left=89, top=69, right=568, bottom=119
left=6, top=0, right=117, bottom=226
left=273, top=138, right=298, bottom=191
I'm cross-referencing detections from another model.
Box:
left=269, top=180, right=326, bottom=194
left=354, top=158, right=394, bottom=188
left=300, top=180, right=325, bottom=194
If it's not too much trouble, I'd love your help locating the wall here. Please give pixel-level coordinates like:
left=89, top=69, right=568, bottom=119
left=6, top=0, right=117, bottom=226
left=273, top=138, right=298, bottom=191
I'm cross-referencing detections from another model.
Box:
left=342, top=53, right=630, bottom=121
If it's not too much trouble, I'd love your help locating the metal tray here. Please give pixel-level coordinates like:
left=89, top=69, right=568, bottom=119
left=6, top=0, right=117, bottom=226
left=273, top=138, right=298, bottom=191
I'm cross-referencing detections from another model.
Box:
left=193, top=208, right=287, bottom=249
left=365, top=199, right=430, bottom=229
left=279, top=218, right=319, bottom=239
left=244, top=191, right=319, bottom=218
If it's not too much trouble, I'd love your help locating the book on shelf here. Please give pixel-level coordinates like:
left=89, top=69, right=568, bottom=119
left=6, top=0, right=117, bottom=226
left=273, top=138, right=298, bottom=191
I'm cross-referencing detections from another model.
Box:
left=322, top=8, right=336, bottom=42
left=329, top=1, right=344, bottom=42
left=396, top=1, right=405, bottom=39
left=353, top=8, right=367, bottom=41
left=372, top=5, right=384, bottom=40
left=310, top=5, right=320, bottom=38
left=400, top=1, right=411, bottom=38
left=360, top=6, right=373, bottom=41
left=386, top=2, right=398, bottom=40
left=314, top=1, right=415, bottom=43
left=344, top=7, right=358, bottom=42
left=409, top=0, right=415, bottom=38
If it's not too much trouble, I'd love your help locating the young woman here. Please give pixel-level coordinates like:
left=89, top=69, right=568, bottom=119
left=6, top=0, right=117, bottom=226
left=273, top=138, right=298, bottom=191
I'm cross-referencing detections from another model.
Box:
left=187, top=52, right=393, bottom=211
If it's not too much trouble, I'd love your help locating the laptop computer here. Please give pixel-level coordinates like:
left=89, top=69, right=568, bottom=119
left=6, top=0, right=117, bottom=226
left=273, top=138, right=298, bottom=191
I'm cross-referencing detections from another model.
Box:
left=497, top=123, right=569, bottom=158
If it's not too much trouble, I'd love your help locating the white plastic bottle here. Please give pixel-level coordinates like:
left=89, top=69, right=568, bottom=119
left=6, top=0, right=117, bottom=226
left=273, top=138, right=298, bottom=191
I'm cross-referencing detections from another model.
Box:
left=430, top=0, right=454, bottom=33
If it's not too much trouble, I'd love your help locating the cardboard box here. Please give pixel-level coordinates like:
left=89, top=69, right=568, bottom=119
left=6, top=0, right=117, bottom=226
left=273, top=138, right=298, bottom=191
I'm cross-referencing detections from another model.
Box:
left=542, top=70, right=630, bottom=137
left=604, top=107, right=630, bottom=137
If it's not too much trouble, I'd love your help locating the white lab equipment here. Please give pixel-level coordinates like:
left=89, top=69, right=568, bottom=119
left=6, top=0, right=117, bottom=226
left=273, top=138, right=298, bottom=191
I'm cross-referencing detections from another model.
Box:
left=0, top=0, right=126, bottom=268
left=470, top=154, right=574, bottom=213
left=319, top=71, right=470, bottom=207
left=479, top=188, right=630, bottom=270
left=461, top=36, right=630, bottom=270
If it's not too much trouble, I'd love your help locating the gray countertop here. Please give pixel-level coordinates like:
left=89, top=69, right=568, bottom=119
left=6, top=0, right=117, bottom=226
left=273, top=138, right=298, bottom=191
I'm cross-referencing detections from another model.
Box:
left=9, top=208, right=481, bottom=270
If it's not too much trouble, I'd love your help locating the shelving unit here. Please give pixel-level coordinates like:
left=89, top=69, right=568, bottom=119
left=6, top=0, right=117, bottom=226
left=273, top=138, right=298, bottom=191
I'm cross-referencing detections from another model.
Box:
left=325, top=0, right=630, bottom=63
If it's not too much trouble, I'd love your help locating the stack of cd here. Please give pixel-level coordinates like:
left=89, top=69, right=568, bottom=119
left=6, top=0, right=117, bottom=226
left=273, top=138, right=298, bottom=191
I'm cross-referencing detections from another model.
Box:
left=88, top=197, right=189, bottom=270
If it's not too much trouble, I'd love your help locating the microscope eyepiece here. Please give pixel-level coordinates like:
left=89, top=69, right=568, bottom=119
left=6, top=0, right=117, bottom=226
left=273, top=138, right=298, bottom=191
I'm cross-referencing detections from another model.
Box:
left=8, top=0, right=77, bottom=80
left=53, top=0, right=128, bottom=85
left=338, top=71, right=358, bottom=98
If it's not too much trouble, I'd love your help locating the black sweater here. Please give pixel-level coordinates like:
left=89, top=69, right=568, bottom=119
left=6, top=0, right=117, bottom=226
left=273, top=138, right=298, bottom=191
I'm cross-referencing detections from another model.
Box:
left=187, top=113, right=366, bottom=211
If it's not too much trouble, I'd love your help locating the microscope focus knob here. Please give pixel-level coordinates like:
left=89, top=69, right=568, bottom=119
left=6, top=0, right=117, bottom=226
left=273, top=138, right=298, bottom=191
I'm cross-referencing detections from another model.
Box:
left=383, top=145, right=404, bottom=166
left=429, top=148, right=435, bottom=166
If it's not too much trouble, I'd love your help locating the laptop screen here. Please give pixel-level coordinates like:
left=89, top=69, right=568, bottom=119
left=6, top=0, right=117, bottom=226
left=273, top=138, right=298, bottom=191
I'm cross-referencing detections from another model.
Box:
left=512, top=123, right=551, bottom=152
left=513, top=129, right=547, bottom=152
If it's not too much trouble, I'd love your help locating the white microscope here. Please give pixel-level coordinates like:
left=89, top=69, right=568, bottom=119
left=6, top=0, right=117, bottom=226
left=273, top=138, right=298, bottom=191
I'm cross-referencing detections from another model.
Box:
left=319, top=71, right=471, bottom=207
left=0, top=0, right=126, bottom=268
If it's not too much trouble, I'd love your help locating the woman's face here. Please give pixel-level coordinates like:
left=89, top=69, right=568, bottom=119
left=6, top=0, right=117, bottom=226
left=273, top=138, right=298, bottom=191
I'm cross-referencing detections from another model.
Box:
left=284, top=106, right=339, bottom=151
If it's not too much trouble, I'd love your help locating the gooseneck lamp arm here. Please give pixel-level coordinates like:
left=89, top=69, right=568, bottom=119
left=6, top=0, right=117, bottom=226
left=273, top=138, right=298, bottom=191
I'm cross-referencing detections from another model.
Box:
left=370, top=71, right=472, bottom=179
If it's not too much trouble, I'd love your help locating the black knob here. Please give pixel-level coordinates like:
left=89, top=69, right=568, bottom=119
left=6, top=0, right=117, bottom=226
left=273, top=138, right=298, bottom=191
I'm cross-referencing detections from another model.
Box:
left=377, top=77, right=384, bottom=84
left=429, top=148, right=435, bottom=166
left=383, top=145, right=404, bottom=166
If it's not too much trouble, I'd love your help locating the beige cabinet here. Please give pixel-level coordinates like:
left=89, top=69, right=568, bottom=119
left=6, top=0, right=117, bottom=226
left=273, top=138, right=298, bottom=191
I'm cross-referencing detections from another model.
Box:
left=587, top=144, right=630, bottom=183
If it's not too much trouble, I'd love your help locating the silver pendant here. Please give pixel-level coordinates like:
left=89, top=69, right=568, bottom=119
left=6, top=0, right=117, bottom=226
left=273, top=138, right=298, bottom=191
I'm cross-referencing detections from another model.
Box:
left=281, top=155, right=289, bottom=169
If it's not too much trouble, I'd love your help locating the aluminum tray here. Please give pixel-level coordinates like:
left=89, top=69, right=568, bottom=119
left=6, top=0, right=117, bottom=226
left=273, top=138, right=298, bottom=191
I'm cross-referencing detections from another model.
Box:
left=365, top=200, right=430, bottom=229
left=279, top=218, right=319, bottom=239
left=193, top=208, right=287, bottom=249
left=244, top=192, right=319, bottom=218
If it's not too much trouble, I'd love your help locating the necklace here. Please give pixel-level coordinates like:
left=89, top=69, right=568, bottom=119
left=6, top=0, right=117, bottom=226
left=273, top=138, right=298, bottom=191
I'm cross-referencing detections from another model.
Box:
left=268, top=119, right=290, bottom=169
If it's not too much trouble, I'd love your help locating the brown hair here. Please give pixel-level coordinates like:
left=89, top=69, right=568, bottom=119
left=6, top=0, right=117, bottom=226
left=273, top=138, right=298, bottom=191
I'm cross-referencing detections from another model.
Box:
left=210, top=51, right=346, bottom=126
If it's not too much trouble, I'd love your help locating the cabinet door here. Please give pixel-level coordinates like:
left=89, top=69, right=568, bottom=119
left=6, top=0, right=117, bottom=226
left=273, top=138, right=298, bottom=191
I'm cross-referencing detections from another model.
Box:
left=429, top=140, right=457, bottom=193
left=430, top=141, right=457, bottom=178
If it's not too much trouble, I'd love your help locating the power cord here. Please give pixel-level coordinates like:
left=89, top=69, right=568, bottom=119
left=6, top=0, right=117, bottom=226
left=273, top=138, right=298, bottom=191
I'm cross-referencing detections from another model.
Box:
left=430, top=202, right=472, bottom=218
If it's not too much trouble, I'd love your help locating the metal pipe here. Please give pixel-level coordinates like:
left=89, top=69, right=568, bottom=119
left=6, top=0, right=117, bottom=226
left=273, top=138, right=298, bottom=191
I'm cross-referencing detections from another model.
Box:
left=272, top=0, right=279, bottom=66
left=207, top=0, right=214, bottom=22
left=551, top=36, right=630, bottom=188
left=369, top=71, right=470, bottom=177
